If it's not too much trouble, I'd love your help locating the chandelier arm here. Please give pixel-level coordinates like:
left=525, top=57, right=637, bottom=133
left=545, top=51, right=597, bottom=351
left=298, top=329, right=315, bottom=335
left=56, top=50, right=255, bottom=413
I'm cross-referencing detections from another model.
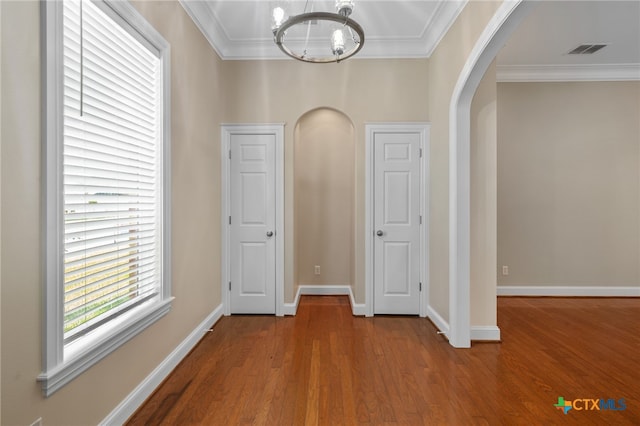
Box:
left=303, top=17, right=312, bottom=57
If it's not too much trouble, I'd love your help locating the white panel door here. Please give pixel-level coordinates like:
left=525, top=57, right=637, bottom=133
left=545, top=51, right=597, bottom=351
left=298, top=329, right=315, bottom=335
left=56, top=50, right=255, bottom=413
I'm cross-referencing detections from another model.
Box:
left=230, top=133, right=276, bottom=314
left=373, top=132, right=421, bottom=314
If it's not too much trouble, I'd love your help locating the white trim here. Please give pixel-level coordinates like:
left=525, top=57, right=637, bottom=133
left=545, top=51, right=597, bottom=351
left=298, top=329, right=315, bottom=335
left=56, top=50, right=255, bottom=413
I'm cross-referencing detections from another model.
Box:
left=221, top=124, right=285, bottom=317
left=497, top=286, right=640, bottom=297
left=38, top=300, right=172, bottom=397
left=42, top=0, right=65, bottom=376
left=496, top=63, right=640, bottom=82
left=297, top=284, right=351, bottom=295
left=99, top=304, right=224, bottom=426
left=448, top=0, right=533, bottom=349
left=40, top=0, right=172, bottom=396
left=427, top=305, right=450, bottom=339
left=284, top=285, right=365, bottom=316
left=177, top=0, right=224, bottom=58
left=282, top=305, right=298, bottom=316
left=282, top=291, right=300, bottom=316
left=349, top=289, right=366, bottom=316
left=428, top=307, right=499, bottom=341
left=365, top=123, right=430, bottom=318
left=422, top=1, right=469, bottom=58
left=470, top=326, right=501, bottom=342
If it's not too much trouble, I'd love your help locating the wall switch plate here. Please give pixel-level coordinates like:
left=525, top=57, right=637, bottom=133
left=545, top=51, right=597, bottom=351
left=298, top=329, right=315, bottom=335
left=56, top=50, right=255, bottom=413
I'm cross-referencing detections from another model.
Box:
left=502, top=265, right=509, bottom=276
left=314, top=265, right=321, bottom=275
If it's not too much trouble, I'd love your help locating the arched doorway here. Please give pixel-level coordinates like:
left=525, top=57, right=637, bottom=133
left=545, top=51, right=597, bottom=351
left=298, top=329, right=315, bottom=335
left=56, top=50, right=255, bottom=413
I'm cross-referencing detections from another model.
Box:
left=448, top=0, right=534, bottom=347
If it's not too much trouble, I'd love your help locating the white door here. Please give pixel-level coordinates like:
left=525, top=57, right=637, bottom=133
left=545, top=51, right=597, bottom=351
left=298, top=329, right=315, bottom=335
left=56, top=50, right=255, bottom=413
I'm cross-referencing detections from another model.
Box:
left=230, top=133, right=276, bottom=314
left=373, top=132, right=421, bottom=314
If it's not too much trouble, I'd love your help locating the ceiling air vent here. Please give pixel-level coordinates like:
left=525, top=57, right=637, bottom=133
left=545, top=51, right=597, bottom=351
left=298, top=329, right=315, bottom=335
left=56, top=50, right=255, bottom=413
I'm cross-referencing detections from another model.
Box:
left=567, top=44, right=608, bottom=55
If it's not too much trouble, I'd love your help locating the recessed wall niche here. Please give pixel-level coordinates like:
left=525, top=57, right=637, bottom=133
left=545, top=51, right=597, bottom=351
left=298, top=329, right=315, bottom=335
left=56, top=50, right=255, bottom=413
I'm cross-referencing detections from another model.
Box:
left=294, top=108, right=355, bottom=287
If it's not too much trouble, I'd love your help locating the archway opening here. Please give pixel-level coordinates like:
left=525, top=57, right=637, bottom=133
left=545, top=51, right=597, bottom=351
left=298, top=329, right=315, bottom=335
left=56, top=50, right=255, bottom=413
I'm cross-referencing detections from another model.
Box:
left=449, top=0, right=533, bottom=347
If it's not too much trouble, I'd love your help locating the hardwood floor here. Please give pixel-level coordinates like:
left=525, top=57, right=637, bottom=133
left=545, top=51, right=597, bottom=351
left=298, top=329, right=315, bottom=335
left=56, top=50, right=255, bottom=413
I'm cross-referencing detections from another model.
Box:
left=127, top=296, right=640, bottom=425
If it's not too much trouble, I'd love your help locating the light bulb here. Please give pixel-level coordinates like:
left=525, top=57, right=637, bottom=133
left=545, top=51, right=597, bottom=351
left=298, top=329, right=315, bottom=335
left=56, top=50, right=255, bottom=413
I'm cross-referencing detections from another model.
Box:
left=271, top=7, right=286, bottom=33
left=331, top=29, right=345, bottom=56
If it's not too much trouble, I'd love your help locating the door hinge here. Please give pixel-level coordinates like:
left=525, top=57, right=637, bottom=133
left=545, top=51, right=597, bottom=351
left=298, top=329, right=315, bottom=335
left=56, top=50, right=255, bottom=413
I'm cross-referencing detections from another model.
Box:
left=229, top=149, right=232, bottom=159
left=419, top=148, right=423, bottom=158
left=419, top=215, right=422, bottom=225
left=229, top=216, right=231, bottom=225
left=229, top=281, right=231, bottom=291
left=419, top=282, right=422, bottom=292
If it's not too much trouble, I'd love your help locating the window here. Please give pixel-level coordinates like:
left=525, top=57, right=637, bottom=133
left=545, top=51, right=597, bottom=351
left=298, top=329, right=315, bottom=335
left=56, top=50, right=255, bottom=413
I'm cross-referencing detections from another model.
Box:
left=39, top=0, right=171, bottom=396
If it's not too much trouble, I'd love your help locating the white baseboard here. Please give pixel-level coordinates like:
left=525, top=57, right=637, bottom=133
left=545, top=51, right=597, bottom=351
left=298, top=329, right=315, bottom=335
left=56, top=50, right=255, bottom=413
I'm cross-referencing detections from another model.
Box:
left=282, top=303, right=298, bottom=316
left=297, top=284, right=351, bottom=295
left=282, top=287, right=302, bottom=316
left=100, top=304, right=224, bottom=426
left=426, top=305, right=450, bottom=339
left=348, top=287, right=366, bottom=316
left=283, top=285, right=365, bottom=316
left=426, top=306, right=500, bottom=342
left=470, top=326, right=501, bottom=341
left=497, top=286, right=640, bottom=297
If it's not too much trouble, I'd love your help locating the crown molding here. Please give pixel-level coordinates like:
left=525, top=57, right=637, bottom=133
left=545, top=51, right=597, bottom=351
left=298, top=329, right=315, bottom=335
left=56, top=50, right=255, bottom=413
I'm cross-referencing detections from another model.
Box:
left=179, top=0, right=225, bottom=58
left=180, top=0, right=467, bottom=60
left=496, top=63, right=640, bottom=82
left=422, top=0, right=468, bottom=58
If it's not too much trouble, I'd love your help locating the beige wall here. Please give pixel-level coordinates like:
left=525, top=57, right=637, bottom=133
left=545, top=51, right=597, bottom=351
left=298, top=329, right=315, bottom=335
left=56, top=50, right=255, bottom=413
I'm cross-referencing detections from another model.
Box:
left=295, top=108, right=355, bottom=286
left=222, top=58, right=430, bottom=302
left=497, top=81, right=640, bottom=287
left=0, top=0, right=514, bottom=422
left=470, top=61, right=497, bottom=326
left=427, top=0, right=502, bottom=323
left=0, top=1, right=224, bottom=424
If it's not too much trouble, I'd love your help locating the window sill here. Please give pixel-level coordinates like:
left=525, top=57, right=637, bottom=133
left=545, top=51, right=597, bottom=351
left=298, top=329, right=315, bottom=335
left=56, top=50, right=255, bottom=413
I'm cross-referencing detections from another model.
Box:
left=37, top=298, right=173, bottom=397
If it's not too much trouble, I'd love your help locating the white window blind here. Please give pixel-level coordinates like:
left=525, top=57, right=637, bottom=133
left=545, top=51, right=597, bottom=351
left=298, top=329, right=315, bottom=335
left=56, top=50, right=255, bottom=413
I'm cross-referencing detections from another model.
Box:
left=62, top=0, right=162, bottom=343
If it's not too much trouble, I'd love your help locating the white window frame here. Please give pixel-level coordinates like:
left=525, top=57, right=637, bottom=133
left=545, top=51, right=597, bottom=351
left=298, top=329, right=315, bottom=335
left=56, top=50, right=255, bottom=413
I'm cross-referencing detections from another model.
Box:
left=39, top=0, right=172, bottom=397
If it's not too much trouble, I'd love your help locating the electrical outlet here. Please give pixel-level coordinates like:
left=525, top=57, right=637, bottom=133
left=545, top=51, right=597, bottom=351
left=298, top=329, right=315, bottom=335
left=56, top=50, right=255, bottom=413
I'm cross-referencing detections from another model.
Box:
left=502, top=265, right=509, bottom=276
left=314, top=265, right=321, bottom=275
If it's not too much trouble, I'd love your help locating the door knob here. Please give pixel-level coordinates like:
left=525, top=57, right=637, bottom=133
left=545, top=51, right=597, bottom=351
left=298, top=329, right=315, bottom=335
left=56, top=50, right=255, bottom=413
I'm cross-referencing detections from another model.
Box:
left=376, top=230, right=383, bottom=237
left=266, top=231, right=274, bottom=237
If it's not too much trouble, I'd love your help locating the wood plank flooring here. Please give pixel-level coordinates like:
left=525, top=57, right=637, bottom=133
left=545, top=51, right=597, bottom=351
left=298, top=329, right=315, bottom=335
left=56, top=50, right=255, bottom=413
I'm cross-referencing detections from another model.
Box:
left=127, top=296, right=640, bottom=425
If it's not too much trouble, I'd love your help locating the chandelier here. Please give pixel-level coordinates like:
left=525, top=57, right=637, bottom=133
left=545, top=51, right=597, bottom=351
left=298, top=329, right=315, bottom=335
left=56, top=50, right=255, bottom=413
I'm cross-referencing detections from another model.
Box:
left=271, top=0, right=365, bottom=63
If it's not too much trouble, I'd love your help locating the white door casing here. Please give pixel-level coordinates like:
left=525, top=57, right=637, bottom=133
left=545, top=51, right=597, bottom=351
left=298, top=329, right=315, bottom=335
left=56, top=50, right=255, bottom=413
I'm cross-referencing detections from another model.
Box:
left=365, top=123, right=429, bottom=317
left=221, top=124, right=284, bottom=316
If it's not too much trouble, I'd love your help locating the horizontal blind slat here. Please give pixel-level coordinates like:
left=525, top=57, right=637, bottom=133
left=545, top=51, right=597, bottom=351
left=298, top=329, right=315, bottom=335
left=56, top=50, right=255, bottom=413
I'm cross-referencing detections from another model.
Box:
left=64, top=249, right=156, bottom=285
left=64, top=242, right=157, bottom=270
left=64, top=121, right=157, bottom=154
left=64, top=284, right=158, bottom=332
left=65, top=220, right=156, bottom=239
left=64, top=228, right=156, bottom=250
left=64, top=255, right=158, bottom=298
left=64, top=283, right=158, bottom=332
left=64, top=57, right=157, bottom=111
left=64, top=239, right=156, bottom=261
left=64, top=168, right=155, bottom=185
left=65, top=269, right=158, bottom=315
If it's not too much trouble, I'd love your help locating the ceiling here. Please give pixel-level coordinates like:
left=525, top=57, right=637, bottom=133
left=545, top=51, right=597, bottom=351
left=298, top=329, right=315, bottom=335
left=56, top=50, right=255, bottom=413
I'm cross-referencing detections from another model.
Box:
left=179, top=0, right=467, bottom=59
left=496, top=1, right=640, bottom=81
left=180, top=0, right=640, bottom=80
